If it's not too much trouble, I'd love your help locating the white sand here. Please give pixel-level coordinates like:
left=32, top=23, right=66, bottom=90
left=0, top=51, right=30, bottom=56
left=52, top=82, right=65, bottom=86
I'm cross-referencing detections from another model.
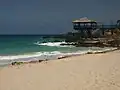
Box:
left=0, top=50, right=120, bottom=90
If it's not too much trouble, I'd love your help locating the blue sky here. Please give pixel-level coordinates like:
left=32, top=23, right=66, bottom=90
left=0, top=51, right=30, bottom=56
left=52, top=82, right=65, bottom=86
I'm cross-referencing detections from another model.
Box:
left=0, top=0, right=120, bottom=34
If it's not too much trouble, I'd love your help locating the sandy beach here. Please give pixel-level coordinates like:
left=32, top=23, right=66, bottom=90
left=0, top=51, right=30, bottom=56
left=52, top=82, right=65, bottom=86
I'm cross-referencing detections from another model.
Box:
left=0, top=50, right=120, bottom=90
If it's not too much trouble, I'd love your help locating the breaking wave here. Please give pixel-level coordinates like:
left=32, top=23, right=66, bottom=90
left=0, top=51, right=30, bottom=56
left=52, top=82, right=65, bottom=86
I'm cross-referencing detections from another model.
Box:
left=0, top=47, right=117, bottom=66
left=34, top=41, right=73, bottom=47
left=0, top=51, right=62, bottom=61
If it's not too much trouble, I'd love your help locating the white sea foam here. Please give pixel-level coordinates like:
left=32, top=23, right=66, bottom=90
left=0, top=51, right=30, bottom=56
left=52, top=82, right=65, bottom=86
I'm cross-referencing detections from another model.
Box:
left=0, top=47, right=117, bottom=66
left=34, top=41, right=73, bottom=47
left=0, top=51, right=63, bottom=66
left=0, top=48, right=117, bottom=61
left=0, top=51, right=62, bottom=61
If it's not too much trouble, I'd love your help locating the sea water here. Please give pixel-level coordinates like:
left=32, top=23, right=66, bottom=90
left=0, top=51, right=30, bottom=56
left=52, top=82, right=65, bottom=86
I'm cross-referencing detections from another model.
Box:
left=0, top=35, right=116, bottom=66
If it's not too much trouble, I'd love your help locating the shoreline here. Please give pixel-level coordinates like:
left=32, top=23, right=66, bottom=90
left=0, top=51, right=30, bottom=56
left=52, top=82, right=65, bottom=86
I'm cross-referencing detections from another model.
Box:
left=0, top=47, right=118, bottom=67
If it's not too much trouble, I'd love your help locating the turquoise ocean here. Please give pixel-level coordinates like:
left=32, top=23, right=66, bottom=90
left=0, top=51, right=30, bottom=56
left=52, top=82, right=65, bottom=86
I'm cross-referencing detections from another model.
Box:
left=0, top=35, right=116, bottom=66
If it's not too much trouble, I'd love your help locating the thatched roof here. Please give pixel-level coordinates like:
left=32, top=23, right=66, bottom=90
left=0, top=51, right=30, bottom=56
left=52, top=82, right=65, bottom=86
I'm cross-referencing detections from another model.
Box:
left=72, top=17, right=96, bottom=23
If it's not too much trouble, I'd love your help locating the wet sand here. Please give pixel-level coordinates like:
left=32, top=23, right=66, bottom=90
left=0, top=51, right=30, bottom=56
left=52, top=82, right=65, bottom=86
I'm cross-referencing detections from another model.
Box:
left=0, top=50, right=120, bottom=90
